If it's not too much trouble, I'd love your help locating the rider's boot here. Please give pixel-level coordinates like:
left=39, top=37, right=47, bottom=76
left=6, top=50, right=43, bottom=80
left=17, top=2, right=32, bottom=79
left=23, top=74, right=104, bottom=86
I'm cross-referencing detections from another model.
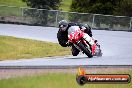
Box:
left=83, top=33, right=96, bottom=55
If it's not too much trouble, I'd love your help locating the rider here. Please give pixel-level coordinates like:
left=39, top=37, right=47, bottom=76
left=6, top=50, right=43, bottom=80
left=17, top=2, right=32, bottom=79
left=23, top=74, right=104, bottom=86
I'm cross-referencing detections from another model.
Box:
left=57, top=20, right=96, bottom=56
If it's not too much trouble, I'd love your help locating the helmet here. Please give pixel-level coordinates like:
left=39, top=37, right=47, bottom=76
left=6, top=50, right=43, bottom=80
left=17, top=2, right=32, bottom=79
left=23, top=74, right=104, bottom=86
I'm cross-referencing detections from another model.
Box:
left=83, top=24, right=91, bottom=30
left=58, top=20, right=68, bottom=31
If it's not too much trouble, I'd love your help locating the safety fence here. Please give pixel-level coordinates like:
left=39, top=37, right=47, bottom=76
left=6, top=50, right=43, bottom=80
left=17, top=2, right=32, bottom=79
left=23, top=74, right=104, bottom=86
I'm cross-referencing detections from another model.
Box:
left=0, top=5, right=132, bottom=31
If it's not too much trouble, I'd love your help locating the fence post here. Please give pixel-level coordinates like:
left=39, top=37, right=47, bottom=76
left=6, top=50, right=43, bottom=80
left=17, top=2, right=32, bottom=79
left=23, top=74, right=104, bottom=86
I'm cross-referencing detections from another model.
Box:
left=130, top=17, right=132, bottom=30
left=21, top=7, right=24, bottom=23
left=55, top=11, right=59, bottom=27
left=92, top=14, right=95, bottom=28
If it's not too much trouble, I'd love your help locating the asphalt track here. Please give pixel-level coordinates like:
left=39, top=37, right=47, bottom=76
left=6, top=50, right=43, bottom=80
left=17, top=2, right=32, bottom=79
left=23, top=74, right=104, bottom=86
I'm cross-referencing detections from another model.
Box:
left=0, top=24, right=132, bottom=67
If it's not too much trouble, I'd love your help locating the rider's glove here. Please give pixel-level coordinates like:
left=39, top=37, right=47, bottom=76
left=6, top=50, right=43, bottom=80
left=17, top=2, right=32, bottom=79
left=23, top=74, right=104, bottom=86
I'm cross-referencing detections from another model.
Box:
left=66, top=41, right=72, bottom=46
left=94, top=40, right=97, bottom=43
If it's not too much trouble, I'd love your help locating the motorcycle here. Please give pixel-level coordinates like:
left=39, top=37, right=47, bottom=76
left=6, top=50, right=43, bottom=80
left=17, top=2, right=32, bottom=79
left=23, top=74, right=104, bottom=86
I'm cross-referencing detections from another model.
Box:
left=68, top=28, right=102, bottom=58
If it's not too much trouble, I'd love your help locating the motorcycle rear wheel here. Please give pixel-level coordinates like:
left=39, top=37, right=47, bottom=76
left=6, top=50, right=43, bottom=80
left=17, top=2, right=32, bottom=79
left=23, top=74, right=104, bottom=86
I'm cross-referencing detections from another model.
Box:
left=78, top=42, right=93, bottom=58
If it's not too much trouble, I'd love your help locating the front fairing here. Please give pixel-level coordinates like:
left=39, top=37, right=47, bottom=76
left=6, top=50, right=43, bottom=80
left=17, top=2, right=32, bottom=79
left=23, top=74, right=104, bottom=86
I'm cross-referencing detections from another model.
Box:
left=68, top=26, right=84, bottom=44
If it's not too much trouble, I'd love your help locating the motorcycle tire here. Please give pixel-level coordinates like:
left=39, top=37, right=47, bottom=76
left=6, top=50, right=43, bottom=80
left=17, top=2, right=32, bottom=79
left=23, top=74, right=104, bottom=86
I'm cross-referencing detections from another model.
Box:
left=78, top=42, right=93, bottom=58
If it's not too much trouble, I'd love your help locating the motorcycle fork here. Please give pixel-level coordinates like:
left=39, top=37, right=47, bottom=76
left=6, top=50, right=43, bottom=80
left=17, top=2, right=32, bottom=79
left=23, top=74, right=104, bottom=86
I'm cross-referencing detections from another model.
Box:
left=75, top=39, right=92, bottom=54
left=82, top=38, right=92, bottom=54
left=73, top=40, right=82, bottom=51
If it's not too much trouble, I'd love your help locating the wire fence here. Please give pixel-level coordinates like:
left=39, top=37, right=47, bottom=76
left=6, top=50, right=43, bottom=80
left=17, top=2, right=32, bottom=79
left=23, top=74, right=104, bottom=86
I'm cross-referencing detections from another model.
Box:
left=0, top=5, right=132, bottom=31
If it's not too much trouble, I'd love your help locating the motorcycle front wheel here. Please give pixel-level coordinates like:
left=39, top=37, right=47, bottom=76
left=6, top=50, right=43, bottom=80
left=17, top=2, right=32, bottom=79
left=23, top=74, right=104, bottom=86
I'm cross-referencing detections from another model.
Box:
left=78, top=42, right=93, bottom=58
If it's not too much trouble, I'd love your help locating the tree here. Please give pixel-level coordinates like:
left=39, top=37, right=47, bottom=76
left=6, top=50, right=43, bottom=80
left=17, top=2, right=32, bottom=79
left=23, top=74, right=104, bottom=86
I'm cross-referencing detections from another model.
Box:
left=114, top=0, right=132, bottom=17
left=22, top=0, right=62, bottom=10
left=70, top=0, right=132, bottom=17
left=70, top=0, right=121, bottom=15
left=70, top=0, right=90, bottom=13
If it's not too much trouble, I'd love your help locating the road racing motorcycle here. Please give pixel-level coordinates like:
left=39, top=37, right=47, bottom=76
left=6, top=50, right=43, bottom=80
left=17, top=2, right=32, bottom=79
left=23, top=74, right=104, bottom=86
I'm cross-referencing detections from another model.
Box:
left=68, top=27, right=102, bottom=58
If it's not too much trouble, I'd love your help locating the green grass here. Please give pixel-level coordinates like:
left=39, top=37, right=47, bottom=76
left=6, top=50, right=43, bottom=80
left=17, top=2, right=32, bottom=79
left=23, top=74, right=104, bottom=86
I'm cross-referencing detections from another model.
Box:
left=0, top=0, right=27, bottom=16
left=0, top=71, right=132, bottom=88
left=0, top=0, right=27, bottom=7
left=0, top=0, right=72, bottom=11
left=59, top=0, right=72, bottom=11
left=0, top=36, right=71, bottom=60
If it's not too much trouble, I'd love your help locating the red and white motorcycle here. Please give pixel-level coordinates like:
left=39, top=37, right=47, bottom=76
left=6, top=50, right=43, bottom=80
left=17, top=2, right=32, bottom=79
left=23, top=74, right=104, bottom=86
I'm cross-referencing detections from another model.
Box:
left=68, top=26, right=102, bottom=58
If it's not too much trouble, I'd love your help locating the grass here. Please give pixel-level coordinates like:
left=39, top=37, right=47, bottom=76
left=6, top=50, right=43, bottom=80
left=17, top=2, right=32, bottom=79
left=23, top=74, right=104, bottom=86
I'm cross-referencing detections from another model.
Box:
left=59, top=0, right=72, bottom=11
left=0, top=0, right=72, bottom=11
left=0, top=0, right=27, bottom=7
left=0, top=70, right=132, bottom=88
left=0, top=0, right=27, bottom=16
left=0, top=36, right=71, bottom=60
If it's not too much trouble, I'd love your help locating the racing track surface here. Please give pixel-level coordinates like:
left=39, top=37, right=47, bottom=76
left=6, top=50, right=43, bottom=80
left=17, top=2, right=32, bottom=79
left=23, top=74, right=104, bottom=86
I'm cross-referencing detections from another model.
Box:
left=0, top=24, right=132, bottom=66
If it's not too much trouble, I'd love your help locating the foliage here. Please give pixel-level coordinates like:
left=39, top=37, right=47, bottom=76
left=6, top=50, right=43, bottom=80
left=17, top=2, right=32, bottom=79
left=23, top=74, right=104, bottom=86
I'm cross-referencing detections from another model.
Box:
left=114, top=0, right=132, bottom=17
left=70, top=0, right=132, bottom=17
left=70, top=0, right=90, bottom=13
left=22, top=0, right=62, bottom=10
